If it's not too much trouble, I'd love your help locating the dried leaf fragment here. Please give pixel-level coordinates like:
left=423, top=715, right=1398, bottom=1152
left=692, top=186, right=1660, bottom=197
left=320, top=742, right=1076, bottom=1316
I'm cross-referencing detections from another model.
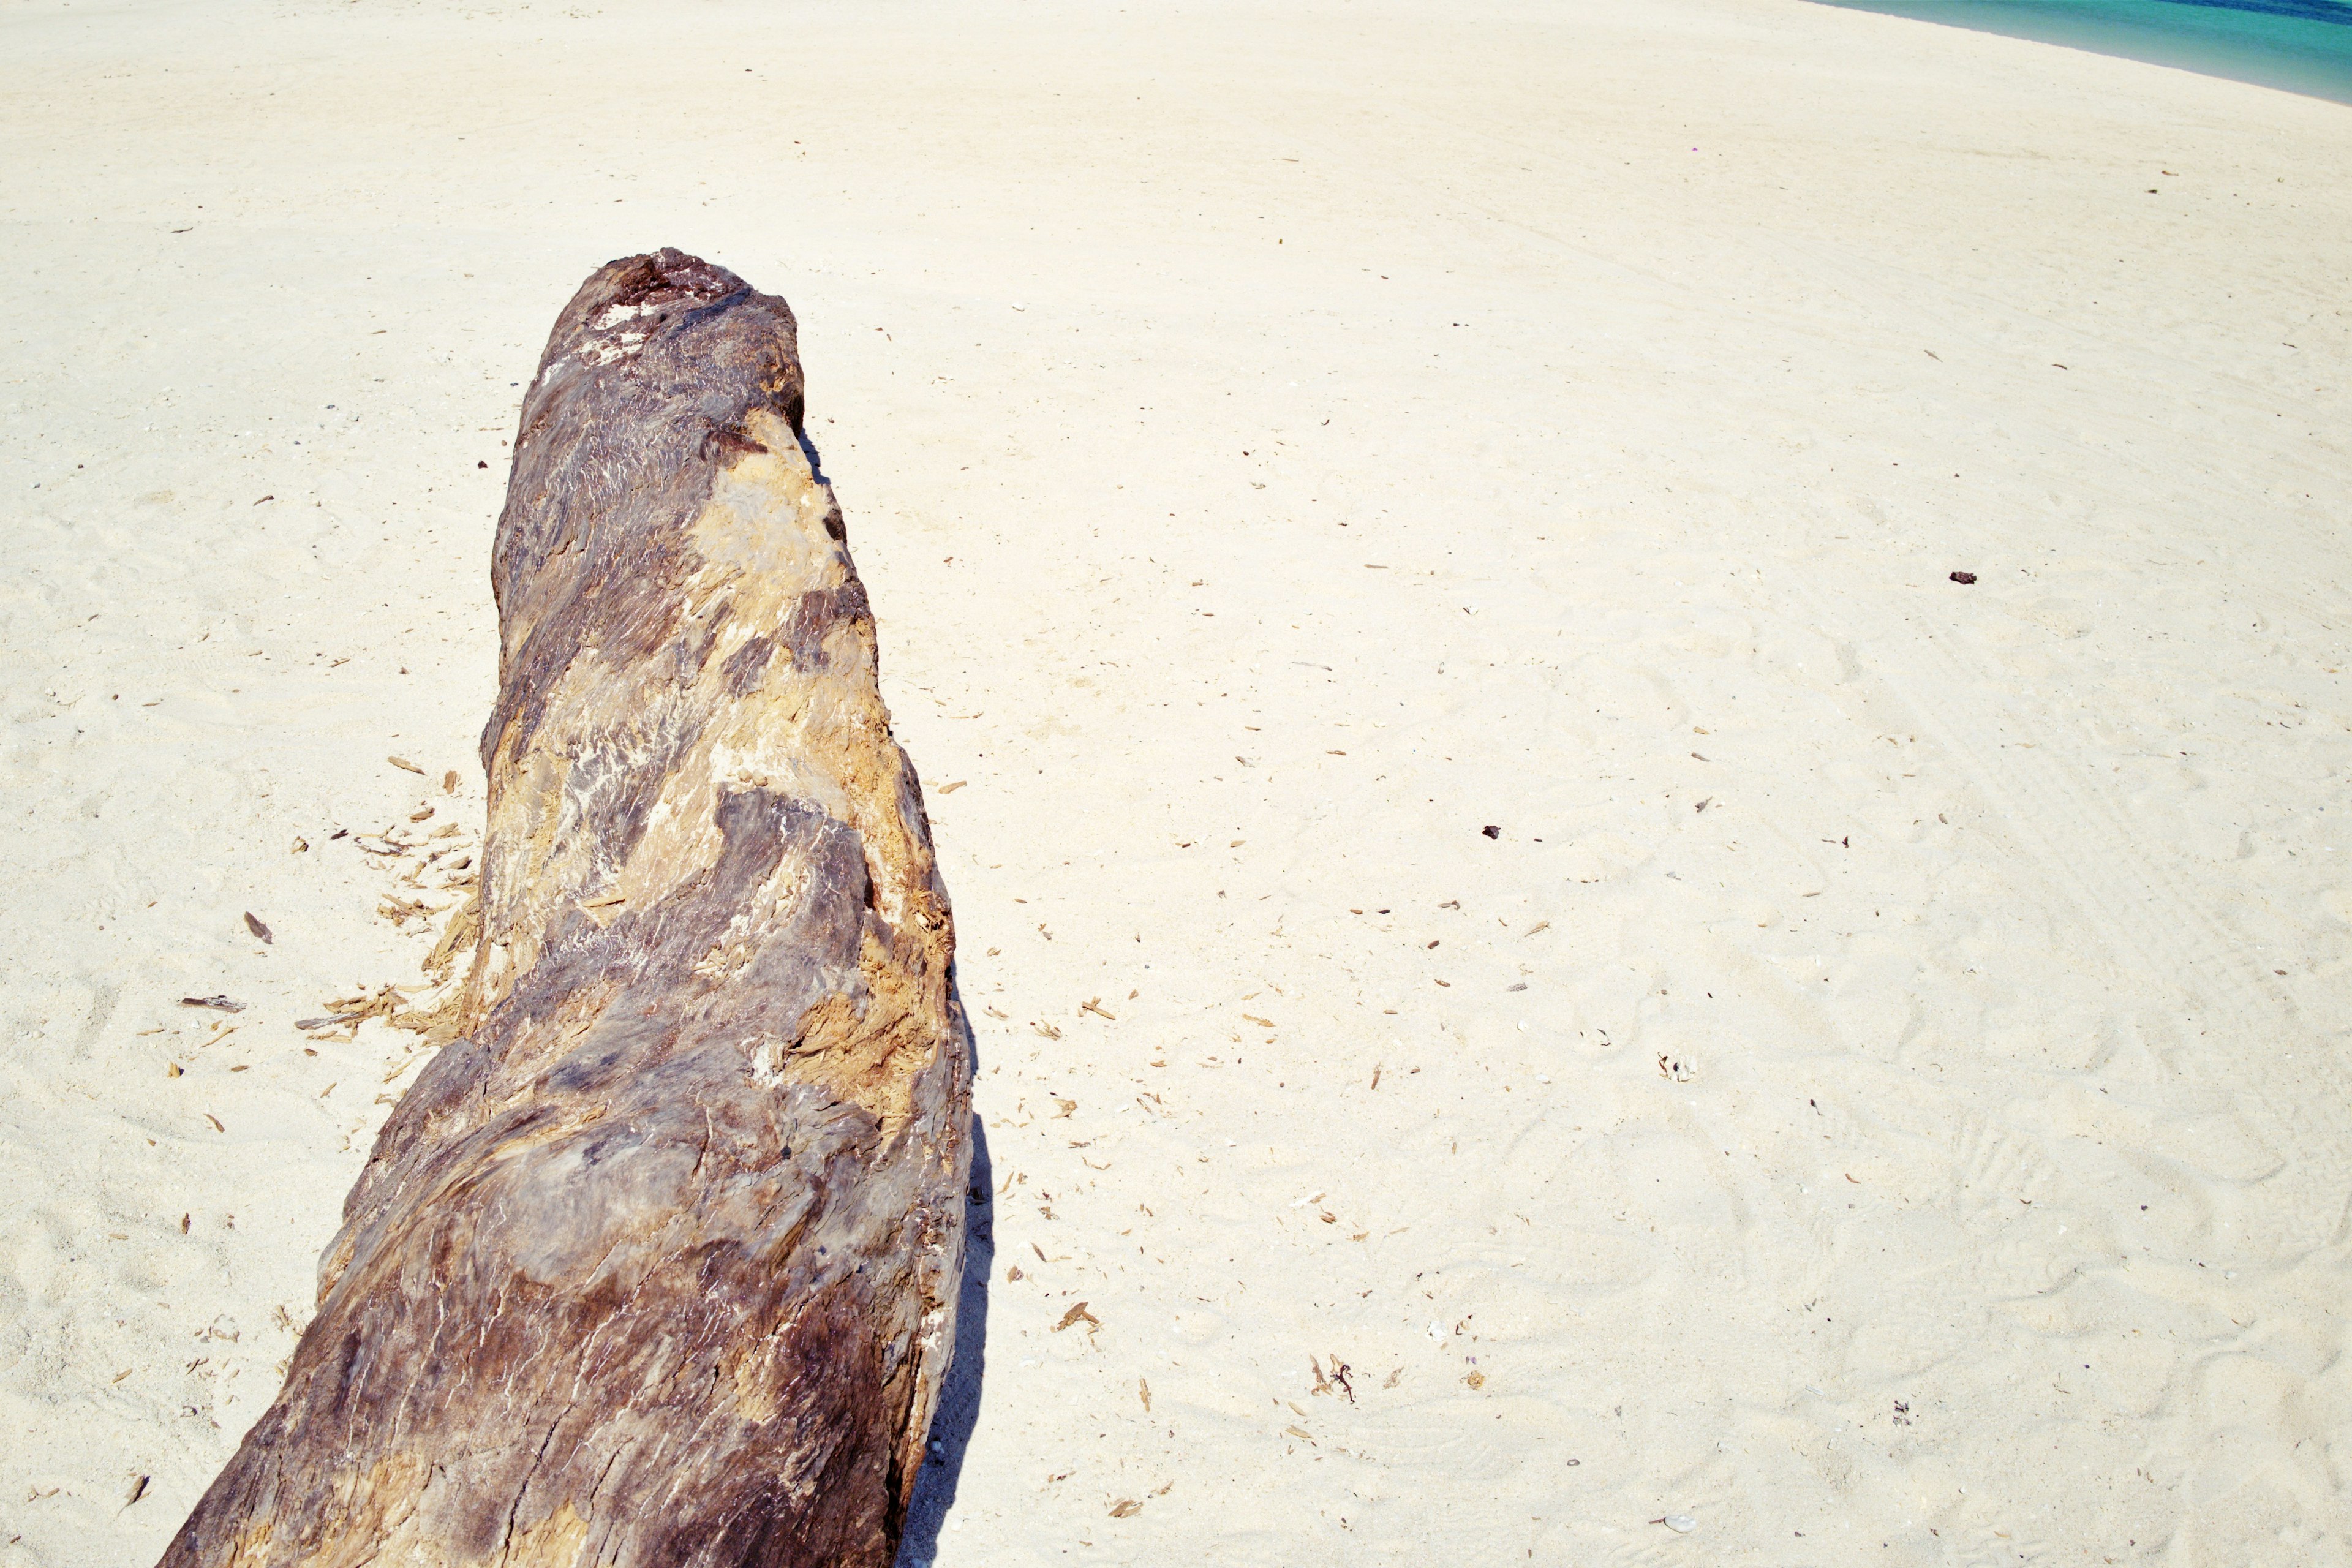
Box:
left=1139, top=1378, right=1152, bottom=1412
left=318, top=985, right=408, bottom=1025
left=1052, top=1302, right=1100, bottom=1333
left=243, top=912, right=273, bottom=944
left=1108, top=1499, right=1142, bottom=1519
left=179, top=995, right=245, bottom=1012
left=441, top=769, right=459, bottom=794
left=377, top=894, right=434, bottom=927
left=203, top=1113, right=225, bottom=1132
left=387, top=756, right=424, bottom=775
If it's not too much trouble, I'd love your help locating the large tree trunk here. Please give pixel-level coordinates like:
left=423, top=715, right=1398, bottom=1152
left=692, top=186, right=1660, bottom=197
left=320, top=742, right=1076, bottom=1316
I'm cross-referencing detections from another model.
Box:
left=162, top=251, right=971, bottom=1568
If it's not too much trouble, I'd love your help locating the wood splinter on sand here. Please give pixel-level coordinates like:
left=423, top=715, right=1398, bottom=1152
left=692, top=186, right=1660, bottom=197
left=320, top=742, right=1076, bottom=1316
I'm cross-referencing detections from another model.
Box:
left=163, top=250, right=971, bottom=1568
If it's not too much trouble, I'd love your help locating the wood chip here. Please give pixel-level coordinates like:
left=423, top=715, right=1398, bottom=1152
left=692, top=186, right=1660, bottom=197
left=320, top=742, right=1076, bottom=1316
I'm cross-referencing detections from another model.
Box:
left=179, top=995, right=245, bottom=1012
left=1139, top=1378, right=1152, bottom=1412
left=1052, top=1302, right=1099, bottom=1333
left=442, top=770, right=459, bottom=794
left=203, top=1113, right=225, bottom=1132
left=938, top=780, right=968, bottom=794
left=388, top=756, right=424, bottom=774
left=1108, top=1499, right=1142, bottom=1518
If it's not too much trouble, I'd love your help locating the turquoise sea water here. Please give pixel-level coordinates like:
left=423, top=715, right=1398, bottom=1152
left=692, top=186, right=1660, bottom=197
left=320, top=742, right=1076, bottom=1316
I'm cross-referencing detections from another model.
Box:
left=1810, top=0, right=2352, bottom=104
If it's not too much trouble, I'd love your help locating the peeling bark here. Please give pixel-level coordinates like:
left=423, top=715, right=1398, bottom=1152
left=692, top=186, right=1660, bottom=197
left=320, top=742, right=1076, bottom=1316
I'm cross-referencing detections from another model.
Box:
left=162, top=251, right=970, bottom=1568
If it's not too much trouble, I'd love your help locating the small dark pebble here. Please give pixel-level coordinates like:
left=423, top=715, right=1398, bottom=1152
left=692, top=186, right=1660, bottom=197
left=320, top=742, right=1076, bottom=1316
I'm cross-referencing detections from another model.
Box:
left=1949, top=571, right=1977, bottom=584
left=244, top=912, right=273, bottom=944
left=1480, top=824, right=1501, bottom=839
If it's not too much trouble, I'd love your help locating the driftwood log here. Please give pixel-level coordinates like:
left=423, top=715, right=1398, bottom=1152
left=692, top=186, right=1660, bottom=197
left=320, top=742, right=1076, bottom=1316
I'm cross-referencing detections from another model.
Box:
left=162, top=251, right=971, bottom=1568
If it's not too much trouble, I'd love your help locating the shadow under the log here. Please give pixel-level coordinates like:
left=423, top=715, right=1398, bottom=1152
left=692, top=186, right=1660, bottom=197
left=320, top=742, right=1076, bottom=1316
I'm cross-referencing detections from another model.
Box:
left=897, top=1008, right=990, bottom=1568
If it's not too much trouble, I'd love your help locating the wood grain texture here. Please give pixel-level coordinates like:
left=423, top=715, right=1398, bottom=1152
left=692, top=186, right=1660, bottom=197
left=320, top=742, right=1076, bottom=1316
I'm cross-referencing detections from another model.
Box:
left=160, top=250, right=971, bottom=1568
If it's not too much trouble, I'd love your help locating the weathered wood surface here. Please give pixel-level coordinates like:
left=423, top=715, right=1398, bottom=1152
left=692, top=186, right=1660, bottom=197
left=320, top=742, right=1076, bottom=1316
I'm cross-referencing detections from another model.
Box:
left=162, top=250, right=971, bottom=1568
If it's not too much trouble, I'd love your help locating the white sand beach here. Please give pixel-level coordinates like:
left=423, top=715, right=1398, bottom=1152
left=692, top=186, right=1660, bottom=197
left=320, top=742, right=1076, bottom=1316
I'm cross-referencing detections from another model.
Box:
left=3, top=0, right=2348, bottom=1561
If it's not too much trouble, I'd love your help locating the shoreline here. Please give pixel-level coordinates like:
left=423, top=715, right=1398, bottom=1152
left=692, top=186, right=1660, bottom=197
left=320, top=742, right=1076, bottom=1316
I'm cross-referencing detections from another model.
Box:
left=1811, top=0, right=2352, bottom=104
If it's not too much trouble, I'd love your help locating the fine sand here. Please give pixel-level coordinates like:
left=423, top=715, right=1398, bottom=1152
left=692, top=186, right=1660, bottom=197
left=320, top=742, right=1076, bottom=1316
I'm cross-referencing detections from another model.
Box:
left=3, top=1, right=2348, bottom=1563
